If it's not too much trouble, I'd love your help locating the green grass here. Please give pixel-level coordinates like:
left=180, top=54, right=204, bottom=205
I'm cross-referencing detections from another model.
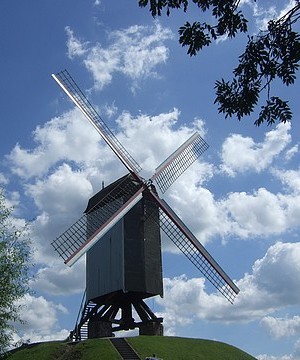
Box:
left=4, top=339, right=119, bottom=360
left=4, top=336, right=256, bottom=360
left=4, top=342, right=62, bottom=360
left=128, top=336, right=256, bottom=360
left=80, top=339, right=120, bottom=360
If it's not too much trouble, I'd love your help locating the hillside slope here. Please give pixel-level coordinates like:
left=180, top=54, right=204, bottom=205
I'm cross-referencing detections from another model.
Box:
left=129, top=336, right=256, bottom=360
left=6, top=336, right=256, bottom=360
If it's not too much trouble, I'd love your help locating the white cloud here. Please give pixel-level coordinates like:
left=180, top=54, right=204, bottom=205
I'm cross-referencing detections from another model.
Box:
left=23, top=164, right=95, bottom=265
left=250, top=242, right=300, bottom=305
left=103, top=101, right=118, bottom=118
left=0, top=172, right=9, bottom=185
left=6, top=105, right=300, bottom=274
left=26, top=164, right=92, bottom=215
left=220, top=123, right=291, bottom=176
left=6, top=107, right=210, bottom=292
left=257, top=337, right=300, bottom=360
left=240, top=0, right=297, bottom=31
left=261, top=316, right=300, bottom=339
left=155, top=275, right=207, bottom=335
left=167, top=174, right=224, bottom=244
left=113, top=110, right=209, bottom=183
left=172, top=180, right=300, bottom=242
left=31, top=260, right=85, bottom=296
left=257, top=354, right=294, bottom=360
left=6, top=100, right=300, bottom=309
left=272, top=168, right=300, bottom=194
left=7, top=109, right=106, bottom=180
left=65, top=26, right=88, bottom=59
left=66, top=22, right=173, bottom=91
left=285, top=144, right=299, bottom=161
left=155, top=242, right=300, bottom=334
left=220, top=188, right=287, bottom=238
left=13, top=294, right=70, bottom=342
left=4, top=190, right=21, bottom=209
left=277, top=1, right=298, bottom=20
left=228, top=241, right=300, bottom=318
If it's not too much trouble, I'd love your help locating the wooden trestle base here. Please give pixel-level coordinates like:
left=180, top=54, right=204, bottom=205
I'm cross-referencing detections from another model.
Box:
left=74, top=291, right=163, bottom=339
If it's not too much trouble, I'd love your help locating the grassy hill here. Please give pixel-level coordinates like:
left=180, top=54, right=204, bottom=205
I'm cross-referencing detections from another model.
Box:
left=5, top=336, right=257, bottom=360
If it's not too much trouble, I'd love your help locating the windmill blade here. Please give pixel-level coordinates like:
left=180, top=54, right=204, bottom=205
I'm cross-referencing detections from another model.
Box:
left=52, top=70, right=142, bottom=177
left=51, top=175, right=143, bottom=267
left=151, top=132, right=209, bottom=193
left=147, top=192, right=239, bottom=303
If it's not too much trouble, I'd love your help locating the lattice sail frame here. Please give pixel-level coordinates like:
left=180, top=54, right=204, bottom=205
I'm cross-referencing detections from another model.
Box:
left=145, top=196, right=239, bottom=303
left=152, top=132, right=209, bottom=193
left=159, top=209, right=237, bottom=303
left=51, top=69, right=239, bottom=302
left=52, top=70, right=142, bottom=175
left=52, top=175, right=143, bottom=266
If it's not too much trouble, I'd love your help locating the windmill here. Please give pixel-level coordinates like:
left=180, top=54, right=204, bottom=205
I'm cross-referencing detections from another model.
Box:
left=51, top=70, right=239, bottom=340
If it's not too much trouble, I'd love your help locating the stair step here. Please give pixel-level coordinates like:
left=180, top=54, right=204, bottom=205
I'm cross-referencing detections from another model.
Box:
left=110, top=338, right=141, bottom=360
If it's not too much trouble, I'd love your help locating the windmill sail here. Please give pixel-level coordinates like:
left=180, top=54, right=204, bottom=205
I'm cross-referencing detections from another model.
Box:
left=152, top=132, right=209, bottom=193
left=147, top=193, right=239, bottom=303
left=51, top=69, right=239, bottom=315
left=52, top=175, right=143, bottom=266
left=52, top=70, right=142, bottom=176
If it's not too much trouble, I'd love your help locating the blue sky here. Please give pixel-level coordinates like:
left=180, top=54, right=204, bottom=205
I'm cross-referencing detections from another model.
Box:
left=1, top=1, right=300, bottom=358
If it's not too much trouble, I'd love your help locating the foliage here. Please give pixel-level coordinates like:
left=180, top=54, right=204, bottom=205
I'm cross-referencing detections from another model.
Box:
left=138, top=0, right=300, bottom=126
left=0, top=189, right=31, bottom=355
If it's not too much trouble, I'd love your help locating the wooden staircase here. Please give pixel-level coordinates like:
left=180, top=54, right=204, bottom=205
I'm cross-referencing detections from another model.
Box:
left=73, top=294, right=98, bottom=340
left=110, top=338, right=141, bottom=360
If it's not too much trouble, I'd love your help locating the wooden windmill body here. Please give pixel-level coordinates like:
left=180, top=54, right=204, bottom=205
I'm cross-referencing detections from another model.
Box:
left=51, top=70, right=239, bottom=340
left=85, top=176, right=163, bottom=336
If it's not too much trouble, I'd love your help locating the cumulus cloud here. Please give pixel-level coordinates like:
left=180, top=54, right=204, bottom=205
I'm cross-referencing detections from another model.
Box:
left=261, top=316, right=300, bottom=339
left=285, top=144, right=299, bottom=161
left=6, top=107, right=210, bottom=292
left=3, top=6, right=300, bottom=357
left=26, top=164, right=92, bottom=215
left=171, top=180, right=300, bottom=242
left=219, top=242, right=300, bottom=323
left=6, top=104, right=300, bottom=292
left=155, top=242, right=300, bottom=336
left=5, top=84, right=300, bottom=336
left=220, top=123, right=291, bottom=176
left=114, top=109, right=205, bottom=174
left=257, top=354, right=295, bottom=360
left=250, top=242, right=300, bottom=305
left=65, top=22, right=173, bottom=91
left=13, top=294, right=70, bottom=343
left=31, top=260, right=85, bottom=296
left=257, top=339, right=300, bottom=360
left=167, top=174, right=224, bottom=245
left=24, top=164, right=96, bottom=265
left=155, top=276, right=208, bottom=334
left=7, top=109, right=107, bottom=180
left=220, top=188, right=287, bottom=238
left=272, top=168, right=300, bottom=194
